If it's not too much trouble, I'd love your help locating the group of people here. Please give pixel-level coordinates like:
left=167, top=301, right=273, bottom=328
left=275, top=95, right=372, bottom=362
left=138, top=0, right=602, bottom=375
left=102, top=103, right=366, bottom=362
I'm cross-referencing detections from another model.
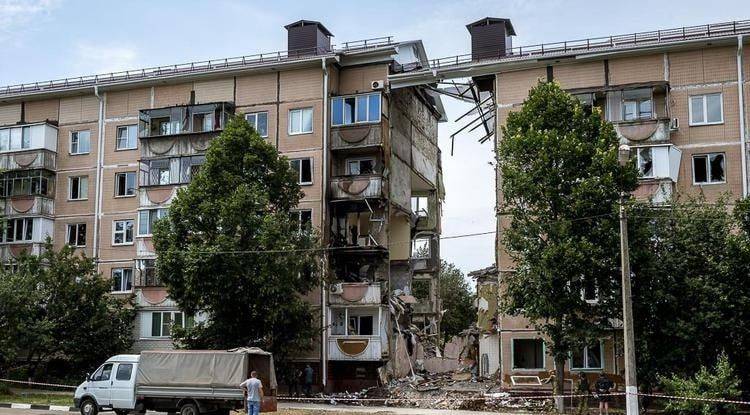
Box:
left=577, top=372, right=615, bottom=415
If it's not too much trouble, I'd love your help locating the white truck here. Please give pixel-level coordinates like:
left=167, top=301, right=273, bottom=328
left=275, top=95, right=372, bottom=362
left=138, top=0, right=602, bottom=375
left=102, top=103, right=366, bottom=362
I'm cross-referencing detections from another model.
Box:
left=73, top=349, right=277, bottom=415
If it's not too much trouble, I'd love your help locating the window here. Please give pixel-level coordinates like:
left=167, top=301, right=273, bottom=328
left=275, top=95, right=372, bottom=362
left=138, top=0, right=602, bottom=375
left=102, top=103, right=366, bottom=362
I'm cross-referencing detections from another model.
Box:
left=112, top=268, right=133, bottom=292
left=115, top=364, right=133, bottom=381
left=346, top=158, right=375, bottom=175
left=70, top=130, right=91, bottom=154
left=68, top=176, right=88, bottom=200
left=331, top=93, right=381, bottom=126
left=4, top=218, right=34, bottom=242
left=0, top=170, right=53, bottom=197
left=245, top=112, right=269, bottom=138
left=92, top=363, right=113, bottom=382
left=192, top=112, right=214, bottom=133
left=571, top=342, right=603, bottom=370
left=581, top=278, right=599, bottom=303
left=347, top=315, right=374, bottom=336
left=291, top=209, right=312, bottom=232
left=113, top=220, right=134, bottom=245
left=636, top=147, right=654, bottom=178
left=146, top=159, right=171, bottom=186
left=290, top=158, right=313, bottom=185
left=21, top=126, right=31, bottom=149
left=179, top=156, right=205, bottom=183
left=689, top=93, right=723, bottom=125
left=411, top=196, right=429, bottom=217
left=66, top=223, right=87, bottom=247
left=139, top=259, right=159, bottom=286
left=138, top=208, right=168, bottom=236
left=693, top=153, right=725, bottom=184
left=288, top=108, right=313, bottom=134
left=150, top=311, right=194, bottom=337
left=622, top=89, right=652, bottom=121
left=512, top=338, right=545, bottom=370
left=412, top=237, right=431, bottom=259
left=116, top=125, right=138, bottom=150
left=115, top=172, right=136, bottom=197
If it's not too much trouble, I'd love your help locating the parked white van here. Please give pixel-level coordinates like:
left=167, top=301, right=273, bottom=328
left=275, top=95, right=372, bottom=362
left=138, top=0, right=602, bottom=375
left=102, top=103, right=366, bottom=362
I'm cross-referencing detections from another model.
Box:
left=73, top=349, right=277, bottom=415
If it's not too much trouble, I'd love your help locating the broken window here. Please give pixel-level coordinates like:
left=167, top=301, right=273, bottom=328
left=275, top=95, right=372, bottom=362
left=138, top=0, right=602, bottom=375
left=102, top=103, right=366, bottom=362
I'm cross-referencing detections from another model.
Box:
left=512, top=338, right=545, bottom=370
left=571, top=341, right=603, bottom=370
left=70, top=130, right=91, bottom=154
left=348, top=315, right=374, bottom=336
left=636, top=147, right=654, bottom=178
left=331, top=93, right=381, bottom=126
left=693, top=153, right=725, bottom=184
left=690, top=93, right=723, bottom=125
left=150, top=311, right=194, bottom=337
left=192, top=112, right=214, bottom=132
left=622, top=89, right=652, bottom=121
left=581, top=278, right=598, bottom=303
left=291, top=209, right=312, bottom=232
left=138, top=208, right=168, bottom=236
left=412, top=279, right=430, bottom=300
left=68, top=176, right=88, bottom=200
left=331, top=310, right=347, bottom=335
left=572, top=93, right=594, bottom=107
left=346, top=158, right=375, bottom=175
left=411, top=196, right=429, bottom=217
left=290, top=158, right=313, bottom=184
left=140, top=259, right=159, bottom=286
left=111, top=268, right=133, bottom=293
left=4, top=218, right=34, bottom=243
left=115, top=172, right=136, bottom=197
left=66, top=223, right=86, bottom=247
left=411, top=237, right=431, bottom=259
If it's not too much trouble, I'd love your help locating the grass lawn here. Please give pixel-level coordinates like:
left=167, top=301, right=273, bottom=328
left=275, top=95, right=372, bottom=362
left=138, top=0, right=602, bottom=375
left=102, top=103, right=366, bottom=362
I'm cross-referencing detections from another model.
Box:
left=0, top=392, right=73, bottom=406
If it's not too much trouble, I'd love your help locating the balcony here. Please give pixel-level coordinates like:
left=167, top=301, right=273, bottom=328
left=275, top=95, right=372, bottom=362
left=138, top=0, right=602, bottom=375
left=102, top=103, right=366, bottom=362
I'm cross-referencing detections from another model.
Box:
left=330, top=124, right=383, bottom=150
left=327, top=336, right=383, bottom=361
left=329, top=282, right=382, bottom=305
left=614, top=118, right=672, bottom=144
left=412, top=300, right=435, bottom=314
left=139, top=155, right=204, bottom=188
left=0, top=170, right=55, bottom=199
left=329, top=175, right=384, bottom=200
left=139, top=102, right=233, bottom=139
left=1, top=196, right=54, bottom=217
left=0, top=242, right=46, bottom=262
left=0, top=149, right=56, bottom=171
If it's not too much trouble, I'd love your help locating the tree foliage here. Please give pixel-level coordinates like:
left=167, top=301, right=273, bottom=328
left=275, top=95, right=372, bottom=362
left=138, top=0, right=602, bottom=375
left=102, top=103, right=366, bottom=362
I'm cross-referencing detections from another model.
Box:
left=438, top=260, right=476, bottom=343
left=660, top=352, right=741, bottom=415
left=0, top=241, right=135, bottom=380
left=497, top=81, right=638, bottom=400
left=153, top=116, right=320, bottom=363
left=629, top=198, right=750, bottom=394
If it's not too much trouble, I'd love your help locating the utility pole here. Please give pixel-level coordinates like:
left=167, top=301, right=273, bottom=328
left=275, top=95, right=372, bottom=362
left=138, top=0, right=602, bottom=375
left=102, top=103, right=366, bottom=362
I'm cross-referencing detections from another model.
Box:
left=618, top=144, right=639, bottom=415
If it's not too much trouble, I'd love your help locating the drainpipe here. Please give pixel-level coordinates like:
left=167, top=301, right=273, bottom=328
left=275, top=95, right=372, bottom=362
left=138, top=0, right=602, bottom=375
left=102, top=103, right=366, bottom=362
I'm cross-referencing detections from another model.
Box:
left=93, top=85, right=105, bottom=268
left=320, top=57, right=329, bottom=389
left=738, top=35, right=748, bottom=198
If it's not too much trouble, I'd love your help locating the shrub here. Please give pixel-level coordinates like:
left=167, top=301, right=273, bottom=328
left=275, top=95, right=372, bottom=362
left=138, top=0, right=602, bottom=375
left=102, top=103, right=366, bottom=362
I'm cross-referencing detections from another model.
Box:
left=0, top=381, right=11, bottom=395
left=660, top=353, right=741, bottom=415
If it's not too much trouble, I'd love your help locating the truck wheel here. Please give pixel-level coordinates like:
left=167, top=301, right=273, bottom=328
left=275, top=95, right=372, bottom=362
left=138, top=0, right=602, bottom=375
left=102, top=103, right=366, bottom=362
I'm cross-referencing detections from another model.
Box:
left=179, top=403, right=199, bottom=415
left=115, top=410, right=129, bottom=415
left=80, top=399, right=98, bottom=415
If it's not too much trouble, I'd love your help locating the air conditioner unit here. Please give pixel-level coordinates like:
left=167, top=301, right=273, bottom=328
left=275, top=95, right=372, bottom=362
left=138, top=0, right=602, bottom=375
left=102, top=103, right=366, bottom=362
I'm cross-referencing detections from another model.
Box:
left=330, top=283, right=344, bottom=295
left=371, top=80, right=386, bottom=90
left=670, top=117, right=679, bottom=131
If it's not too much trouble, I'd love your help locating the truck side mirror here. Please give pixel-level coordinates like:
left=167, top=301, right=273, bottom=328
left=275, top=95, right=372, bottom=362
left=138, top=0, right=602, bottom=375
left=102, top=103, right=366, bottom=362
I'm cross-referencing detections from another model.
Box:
left=86, top=373, right=91, bottom=382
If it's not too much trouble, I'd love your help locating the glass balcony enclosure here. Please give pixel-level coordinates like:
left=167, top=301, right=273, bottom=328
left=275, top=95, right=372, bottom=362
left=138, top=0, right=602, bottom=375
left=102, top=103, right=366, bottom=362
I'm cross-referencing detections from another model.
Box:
left=139, top=102, right=234, bottom=138
left=0, top=170, right=55, bottom=198
left=139, top=155, right=205, bottom=187
left=0, top=123, right=58, bottom=153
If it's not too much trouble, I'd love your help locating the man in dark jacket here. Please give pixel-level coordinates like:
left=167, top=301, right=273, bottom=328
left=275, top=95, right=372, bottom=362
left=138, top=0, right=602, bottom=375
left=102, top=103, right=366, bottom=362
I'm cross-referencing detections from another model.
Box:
left=594, top=372, right=615, bottom=415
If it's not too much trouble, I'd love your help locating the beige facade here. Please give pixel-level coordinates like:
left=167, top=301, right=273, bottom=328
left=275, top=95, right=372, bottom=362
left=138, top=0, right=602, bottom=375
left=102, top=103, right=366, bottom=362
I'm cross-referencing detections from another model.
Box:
left=0, top=23, right=444, bottom=392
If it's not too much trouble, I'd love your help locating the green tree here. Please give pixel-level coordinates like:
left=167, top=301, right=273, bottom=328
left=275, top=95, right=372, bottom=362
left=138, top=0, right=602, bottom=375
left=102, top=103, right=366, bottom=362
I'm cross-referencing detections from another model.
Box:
left=153, top=116, right=320, bottom=364
left=497, top=81, right=638, bottom=410
left=438, top=260, right=476, bottom=343
left=660, top=353, right=741, bottom=415
left=0, top=241, right=135, bottom=380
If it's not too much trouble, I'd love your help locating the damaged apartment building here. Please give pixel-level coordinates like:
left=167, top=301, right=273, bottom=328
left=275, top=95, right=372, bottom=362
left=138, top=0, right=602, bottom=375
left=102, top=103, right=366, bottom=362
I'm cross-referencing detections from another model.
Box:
left=0, top=21, right=445, bottom=391
left=391, top=18, right=750, bottom=389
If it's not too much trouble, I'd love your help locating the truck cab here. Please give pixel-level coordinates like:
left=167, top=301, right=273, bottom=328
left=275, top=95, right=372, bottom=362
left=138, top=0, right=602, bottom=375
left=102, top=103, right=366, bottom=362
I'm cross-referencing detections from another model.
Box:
left=74, top=355, right=139, bottom=415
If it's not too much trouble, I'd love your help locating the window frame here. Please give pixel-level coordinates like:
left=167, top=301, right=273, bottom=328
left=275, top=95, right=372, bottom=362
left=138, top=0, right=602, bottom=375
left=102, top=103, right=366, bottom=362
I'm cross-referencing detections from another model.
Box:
left=411, top=237, right=431, bottom=259
left=511, top=338, right=547, bottom=371
left=291, top=209, right=313, bottom=233
left=345, top=157, right=376, bottom=176
left=112, top=219, right=135, bottom=246
left=3, top=218, right=34, bottom=243
left=288, top=107, right=314, bottom=135
left=635, top=147, right=655, bottom=179
left=138, top=208, right=168, bottom=237
left=68, top=176, right=88, bottom=201
left=114, top=172, right=137, bottom=197
left=692, top=152, right=726, bottom=185
left=115, top=363, right=134, bottom=381
left=331, top=93, right=382, bottom=126
left=66, top=223, right=87, bottom=247
left=149, top=311, right=192, bottom=338
left=111, top=267, right=134, bottom=293
left=245, top=111, right=269, bottom=138
left=688, top=93, right=724, bottom=126
left=289, top=158, right=313, bottom=185
left=570, top=340, right=604, bottom=371
left=70, top=130, right=91, bottom=155
left=115, top=125, right=138, bottom=150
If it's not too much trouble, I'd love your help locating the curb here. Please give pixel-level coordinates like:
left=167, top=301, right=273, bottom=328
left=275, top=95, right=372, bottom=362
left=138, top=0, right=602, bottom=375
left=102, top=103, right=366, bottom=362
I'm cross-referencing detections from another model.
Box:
left=0, top=403, right=76, bottom=412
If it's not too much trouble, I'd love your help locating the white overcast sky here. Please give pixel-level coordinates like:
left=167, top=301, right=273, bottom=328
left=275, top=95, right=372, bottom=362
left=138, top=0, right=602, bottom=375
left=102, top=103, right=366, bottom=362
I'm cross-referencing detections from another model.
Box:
left=0, top=0, right=746, bottom=275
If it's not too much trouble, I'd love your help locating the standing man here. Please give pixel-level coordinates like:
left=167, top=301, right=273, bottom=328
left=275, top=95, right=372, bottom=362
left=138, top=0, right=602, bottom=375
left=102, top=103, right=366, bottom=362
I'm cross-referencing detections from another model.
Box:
left=594, top=372, right=614, bottom=415
left=303, top=364, right=314, bottom=397
left=240, top=371, right=263, bottom=415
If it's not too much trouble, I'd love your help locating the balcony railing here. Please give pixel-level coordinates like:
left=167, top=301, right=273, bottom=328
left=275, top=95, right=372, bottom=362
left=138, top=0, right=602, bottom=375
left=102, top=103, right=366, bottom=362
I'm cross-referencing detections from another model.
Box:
left=613, top=118, right=672, bottom=143
left=329, top=282, right=382, bottom=305
left=330, top=124, right=383, bottom=150
left=139, top=103, right=233, bottom=139
left=329, top=175, right=384, bottom=200
left=0, top=242, right=45, bottom=262
left=327, top=336, right=383, bottom=361
left=1, top=196, right=54, bottom=217
left=0, top=149, right=56, bottom=171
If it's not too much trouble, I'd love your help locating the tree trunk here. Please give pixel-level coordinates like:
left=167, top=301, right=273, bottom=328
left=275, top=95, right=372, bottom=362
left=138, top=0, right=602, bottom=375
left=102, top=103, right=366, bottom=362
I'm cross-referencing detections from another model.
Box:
left=554, top=355, right=566, bottom=413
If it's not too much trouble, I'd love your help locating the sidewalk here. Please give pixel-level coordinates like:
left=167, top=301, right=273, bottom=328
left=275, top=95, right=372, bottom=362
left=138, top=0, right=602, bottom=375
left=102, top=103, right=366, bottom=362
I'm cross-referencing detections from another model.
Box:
left=279, top=401, right=538, bottom=414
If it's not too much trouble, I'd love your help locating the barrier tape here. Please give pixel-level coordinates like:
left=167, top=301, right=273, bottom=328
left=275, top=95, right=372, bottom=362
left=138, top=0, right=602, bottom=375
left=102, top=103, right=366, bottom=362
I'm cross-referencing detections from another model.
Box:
left=278, top=392, right=626, bottom=402
left=0, top=378, right=77, bottom=390
left=636, top=392, right=750, bottom=406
